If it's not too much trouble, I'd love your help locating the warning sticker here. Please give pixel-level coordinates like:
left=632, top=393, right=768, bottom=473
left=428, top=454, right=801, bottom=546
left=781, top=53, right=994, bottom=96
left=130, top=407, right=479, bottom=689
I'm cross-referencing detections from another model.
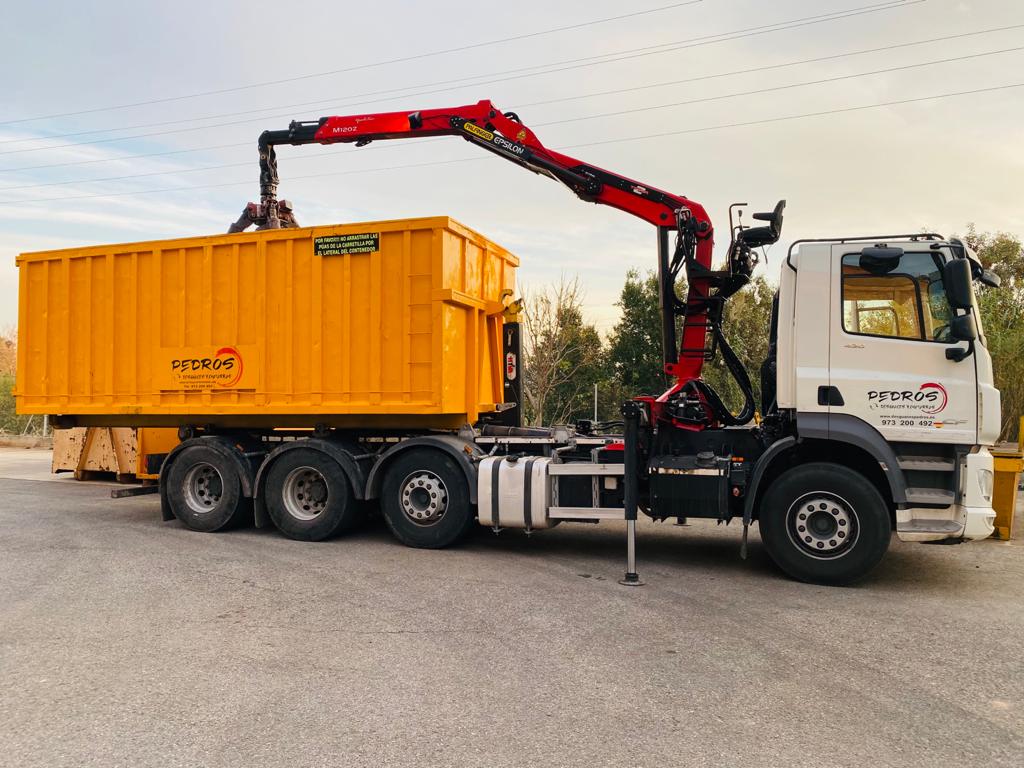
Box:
left=314, top=232, right=380, bottom=256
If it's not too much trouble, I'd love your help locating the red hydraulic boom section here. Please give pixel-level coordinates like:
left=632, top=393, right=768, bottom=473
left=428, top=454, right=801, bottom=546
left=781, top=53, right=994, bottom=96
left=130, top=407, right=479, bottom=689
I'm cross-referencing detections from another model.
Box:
left=238, top=100, right=784, bottom=429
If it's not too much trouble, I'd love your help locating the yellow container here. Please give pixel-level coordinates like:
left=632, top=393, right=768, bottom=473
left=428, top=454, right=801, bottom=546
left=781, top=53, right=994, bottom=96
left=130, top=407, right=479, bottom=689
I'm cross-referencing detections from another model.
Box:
left=15, top=217, right=517, bottom=429
left=137, top=427, right=181, bottom=479
left=992, top=449, right=1022, bottom=542
left=50, top=426, right=179, bottom=480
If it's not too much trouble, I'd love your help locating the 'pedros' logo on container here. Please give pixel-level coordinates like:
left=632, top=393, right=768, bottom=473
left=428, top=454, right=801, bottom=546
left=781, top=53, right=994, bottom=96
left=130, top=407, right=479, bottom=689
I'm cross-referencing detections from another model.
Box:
left=167, top=346, right=246, bottom=390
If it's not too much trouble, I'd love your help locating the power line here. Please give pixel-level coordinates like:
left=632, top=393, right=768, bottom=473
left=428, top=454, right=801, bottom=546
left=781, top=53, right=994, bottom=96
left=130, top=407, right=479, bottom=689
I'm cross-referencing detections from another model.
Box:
left=0, top=160, right=252, bottom=191
left=0, top=0, right=919, bottom=155
left=1, top=80, right=1017, bottom=206
left=0, top=13, right=1004, bottom=177
left=0, top=1, right=705, bottom=126
left=515, top=22, right=1024, bottom=110
left=8, top=3, right=1001, bottom=149
left=532, top=46, right=1024, bottom=127
left=3, top=45, right=1019, bottom=193
left=0, top=142, right=251, bottom=175
left=568, top=82, right=1024, bottom=150
left=0, top=139, right=445, bottom=190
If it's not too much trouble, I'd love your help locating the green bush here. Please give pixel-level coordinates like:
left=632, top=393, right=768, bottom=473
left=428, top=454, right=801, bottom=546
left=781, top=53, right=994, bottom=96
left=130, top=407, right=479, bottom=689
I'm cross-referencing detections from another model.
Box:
left=0, top=373, right=32, bottom=434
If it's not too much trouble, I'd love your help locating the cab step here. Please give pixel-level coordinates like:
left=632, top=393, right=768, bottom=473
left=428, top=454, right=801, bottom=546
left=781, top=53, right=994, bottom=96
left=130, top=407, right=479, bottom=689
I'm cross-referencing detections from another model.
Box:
left=896, top=519, right=962, bottom=534
left=897, top=456, right=956, bottom=472
left=904, top=487, right=956, bottom=506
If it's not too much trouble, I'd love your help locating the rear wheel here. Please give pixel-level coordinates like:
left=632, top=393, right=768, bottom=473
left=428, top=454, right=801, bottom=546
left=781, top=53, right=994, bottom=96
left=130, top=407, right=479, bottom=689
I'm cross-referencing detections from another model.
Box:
left=380, top=450, right=474, bottom=549
left=758, top=462, right=891, bottom=585
left=264, top=448, right=361, bottom=542
left=166, top=444, right=249, bottom=532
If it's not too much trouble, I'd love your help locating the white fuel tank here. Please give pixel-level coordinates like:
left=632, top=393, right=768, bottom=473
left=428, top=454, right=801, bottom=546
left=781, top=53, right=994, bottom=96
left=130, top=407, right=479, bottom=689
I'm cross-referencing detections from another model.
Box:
left=478, top=455, right=557, bottom=529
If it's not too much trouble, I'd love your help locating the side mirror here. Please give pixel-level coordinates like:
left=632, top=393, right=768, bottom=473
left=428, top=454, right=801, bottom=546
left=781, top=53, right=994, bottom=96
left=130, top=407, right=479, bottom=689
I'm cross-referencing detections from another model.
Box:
left=950, top=313, right=977, bottom=342
left=859, top=246, right=902, bottom=275
left=943, top=258, right=973, bottom=310
left=945, top=314, right=977, bottom=362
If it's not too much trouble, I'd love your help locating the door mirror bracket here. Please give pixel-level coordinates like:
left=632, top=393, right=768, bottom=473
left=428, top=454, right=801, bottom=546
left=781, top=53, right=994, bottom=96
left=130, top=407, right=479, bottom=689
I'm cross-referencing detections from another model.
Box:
left=945, top=342, right=973, bottom=362
left=945, top=313, right=977, bottom=362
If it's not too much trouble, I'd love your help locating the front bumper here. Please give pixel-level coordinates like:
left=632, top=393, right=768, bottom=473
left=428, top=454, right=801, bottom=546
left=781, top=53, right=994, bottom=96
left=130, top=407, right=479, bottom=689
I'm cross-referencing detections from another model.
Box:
left=895, top=504, right=995, bottom=543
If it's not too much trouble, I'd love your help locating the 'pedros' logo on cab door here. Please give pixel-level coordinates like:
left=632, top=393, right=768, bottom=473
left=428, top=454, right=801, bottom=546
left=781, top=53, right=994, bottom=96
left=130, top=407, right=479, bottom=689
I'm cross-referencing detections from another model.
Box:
left=867, top=382, right=948, bottom=414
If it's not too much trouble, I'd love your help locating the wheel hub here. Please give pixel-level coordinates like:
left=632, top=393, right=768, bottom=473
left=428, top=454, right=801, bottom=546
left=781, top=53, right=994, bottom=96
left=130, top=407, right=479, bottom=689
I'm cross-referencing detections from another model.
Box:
left=400, top=471, right=448, bottom=526
left=786, top=493, right=858, bottom=559
left=282, top=466, right=330, bottom=521
left=183, top=463, right=224, bottom=514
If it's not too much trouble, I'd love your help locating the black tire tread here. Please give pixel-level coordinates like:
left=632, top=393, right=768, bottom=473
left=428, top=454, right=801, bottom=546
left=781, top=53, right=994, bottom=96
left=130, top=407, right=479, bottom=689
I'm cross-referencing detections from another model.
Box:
left=380, top=450, right=474, bottom=549
left=758, top=461, right=891, bottom=585
left=165, top=443, right=249, bottom=533
left=263, top=447, right=361, bottom=542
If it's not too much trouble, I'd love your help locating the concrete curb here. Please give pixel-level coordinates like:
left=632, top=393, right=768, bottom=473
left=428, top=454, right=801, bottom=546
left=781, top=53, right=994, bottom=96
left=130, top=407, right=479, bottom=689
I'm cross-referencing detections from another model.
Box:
left=0, top=435, right=53, bottom=449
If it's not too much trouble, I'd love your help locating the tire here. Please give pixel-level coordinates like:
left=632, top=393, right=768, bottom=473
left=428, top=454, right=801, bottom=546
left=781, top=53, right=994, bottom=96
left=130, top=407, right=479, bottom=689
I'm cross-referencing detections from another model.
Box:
left=166, top=444, right=250, bottom=532
left=380, top=449, right=474, bottom=549
left=264, top=447, right=361, bottom=542
left=757, top=462, right=891, bottom=585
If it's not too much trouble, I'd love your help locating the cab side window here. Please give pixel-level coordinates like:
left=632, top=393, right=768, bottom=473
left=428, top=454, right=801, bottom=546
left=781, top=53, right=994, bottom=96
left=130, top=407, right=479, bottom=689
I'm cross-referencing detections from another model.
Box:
left=841, top=252, right=952, bottom=342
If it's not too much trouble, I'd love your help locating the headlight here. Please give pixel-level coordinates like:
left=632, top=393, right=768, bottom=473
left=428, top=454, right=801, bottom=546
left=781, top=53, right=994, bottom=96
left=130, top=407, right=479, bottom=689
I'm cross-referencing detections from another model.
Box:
left=978, top=468, right=994, bottom=502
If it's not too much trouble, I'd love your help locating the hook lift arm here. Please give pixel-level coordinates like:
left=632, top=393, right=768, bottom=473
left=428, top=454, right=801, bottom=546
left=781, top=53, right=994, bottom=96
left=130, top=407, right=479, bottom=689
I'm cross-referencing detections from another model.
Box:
left=233, top=99, right=784, bottom=427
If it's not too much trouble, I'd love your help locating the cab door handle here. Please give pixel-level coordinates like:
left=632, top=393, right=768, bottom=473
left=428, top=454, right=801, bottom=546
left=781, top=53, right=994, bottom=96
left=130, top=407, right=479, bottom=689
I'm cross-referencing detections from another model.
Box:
left=818, top=386, right=845, bottom=406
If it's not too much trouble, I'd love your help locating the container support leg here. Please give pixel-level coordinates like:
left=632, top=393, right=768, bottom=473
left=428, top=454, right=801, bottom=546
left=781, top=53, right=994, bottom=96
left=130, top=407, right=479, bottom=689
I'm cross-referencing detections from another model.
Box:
left=619, top=400, right=645, bottom=587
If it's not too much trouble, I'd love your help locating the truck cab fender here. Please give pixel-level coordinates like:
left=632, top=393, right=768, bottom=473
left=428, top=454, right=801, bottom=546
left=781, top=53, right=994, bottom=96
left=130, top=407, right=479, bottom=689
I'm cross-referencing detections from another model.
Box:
left=252, top=437, right=374, bottom=528
left=743, top=414, right=908, bottom=526
left=796, top=413, right=907, bottom=505
left=742, top=436, right=797, bottom=526
left=159, top=436, right=260, bottom=522
left=364, top=435, right=484, bottom=504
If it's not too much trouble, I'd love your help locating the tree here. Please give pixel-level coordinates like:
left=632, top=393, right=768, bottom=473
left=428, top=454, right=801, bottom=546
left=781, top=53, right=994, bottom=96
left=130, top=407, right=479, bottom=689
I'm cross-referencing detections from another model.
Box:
left=962, top=226, right=1024, bottom=442
left=605, top=270, right=668, bottom=397
left=0, top=329, right=14, bottom=377
left=703, top=276, right=774, bottom=415
left=0, top=328, right=28, bottom=433
left=521, top=278, right=606, bottom=426
left=606, top=270, right=774, bottom=419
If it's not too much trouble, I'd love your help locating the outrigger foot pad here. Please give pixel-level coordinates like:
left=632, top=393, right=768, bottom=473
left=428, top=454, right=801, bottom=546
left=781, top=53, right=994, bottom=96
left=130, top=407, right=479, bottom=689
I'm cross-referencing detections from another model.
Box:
left=619, top=572, right=645, bottom=587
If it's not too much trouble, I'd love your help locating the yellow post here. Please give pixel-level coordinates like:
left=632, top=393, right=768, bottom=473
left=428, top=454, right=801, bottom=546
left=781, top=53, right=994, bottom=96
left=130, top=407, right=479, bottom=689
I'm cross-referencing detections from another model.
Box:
left=991, top=416, right=1023, bottom=541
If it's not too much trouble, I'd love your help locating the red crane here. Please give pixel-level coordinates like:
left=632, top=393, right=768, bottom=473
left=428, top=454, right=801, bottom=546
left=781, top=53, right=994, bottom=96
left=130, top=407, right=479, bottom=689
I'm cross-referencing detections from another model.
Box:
left=233, top=99, right=785, bottom=430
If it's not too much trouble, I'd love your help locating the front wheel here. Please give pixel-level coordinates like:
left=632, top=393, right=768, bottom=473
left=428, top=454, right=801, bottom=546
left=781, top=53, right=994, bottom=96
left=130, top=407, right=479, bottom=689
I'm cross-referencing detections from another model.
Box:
left=758, top=462, right=891, bottom=585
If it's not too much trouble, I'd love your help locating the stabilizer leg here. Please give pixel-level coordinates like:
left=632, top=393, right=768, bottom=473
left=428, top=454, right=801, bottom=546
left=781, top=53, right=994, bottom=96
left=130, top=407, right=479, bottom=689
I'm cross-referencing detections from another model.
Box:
left=619, top=400, right=645, bottom=587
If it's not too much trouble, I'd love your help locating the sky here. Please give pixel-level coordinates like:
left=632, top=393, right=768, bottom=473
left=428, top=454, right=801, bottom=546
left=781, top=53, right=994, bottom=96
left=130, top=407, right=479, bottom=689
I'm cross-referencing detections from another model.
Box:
left=1, top=0, right=1022, bottom=335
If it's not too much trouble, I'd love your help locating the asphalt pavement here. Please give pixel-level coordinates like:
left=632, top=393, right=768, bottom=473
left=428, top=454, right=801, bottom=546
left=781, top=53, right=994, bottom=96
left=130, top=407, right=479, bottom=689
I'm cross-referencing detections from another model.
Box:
left=1, top=446, right=1022, bottom=768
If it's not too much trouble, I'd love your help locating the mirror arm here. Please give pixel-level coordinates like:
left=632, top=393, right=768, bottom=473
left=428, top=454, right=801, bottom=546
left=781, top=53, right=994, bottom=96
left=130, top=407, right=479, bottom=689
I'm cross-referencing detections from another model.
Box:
left=979, top=269, right=1002, bottom=289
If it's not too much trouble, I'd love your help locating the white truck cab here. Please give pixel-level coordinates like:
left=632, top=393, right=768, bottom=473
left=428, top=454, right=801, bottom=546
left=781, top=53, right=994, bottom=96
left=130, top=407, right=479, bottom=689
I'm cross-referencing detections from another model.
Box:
left=473, top=233, right=1003, bottom=586
left=777, top=235, right=999, bottom=543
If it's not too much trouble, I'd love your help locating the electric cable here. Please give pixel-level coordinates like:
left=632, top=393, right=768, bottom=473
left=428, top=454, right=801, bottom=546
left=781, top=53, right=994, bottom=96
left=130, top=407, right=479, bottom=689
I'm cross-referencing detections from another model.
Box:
left=2, top=45, right=1018, bottom=192
left=1, top=80, right=1017, bottom=206
left=0, top=0, right=918, bottom=155
left=0, top=0, right=707, bottom=126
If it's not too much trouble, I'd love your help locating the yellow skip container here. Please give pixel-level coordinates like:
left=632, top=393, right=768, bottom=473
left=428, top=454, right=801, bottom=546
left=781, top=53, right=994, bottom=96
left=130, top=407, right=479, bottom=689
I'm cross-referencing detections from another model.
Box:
left=15, top=217, right=518, bottom=429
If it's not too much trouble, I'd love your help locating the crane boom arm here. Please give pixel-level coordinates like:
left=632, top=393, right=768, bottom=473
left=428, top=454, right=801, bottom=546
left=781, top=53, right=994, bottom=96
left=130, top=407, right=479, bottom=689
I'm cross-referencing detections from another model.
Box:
left=258, top=99, right=714, bottom=236
left=242, top=99, right=782, bottom=426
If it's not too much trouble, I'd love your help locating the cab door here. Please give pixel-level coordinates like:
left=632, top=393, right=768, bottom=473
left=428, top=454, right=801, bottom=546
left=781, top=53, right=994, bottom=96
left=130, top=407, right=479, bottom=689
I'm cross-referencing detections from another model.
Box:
left=827, top=244, right=977, bottom=445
